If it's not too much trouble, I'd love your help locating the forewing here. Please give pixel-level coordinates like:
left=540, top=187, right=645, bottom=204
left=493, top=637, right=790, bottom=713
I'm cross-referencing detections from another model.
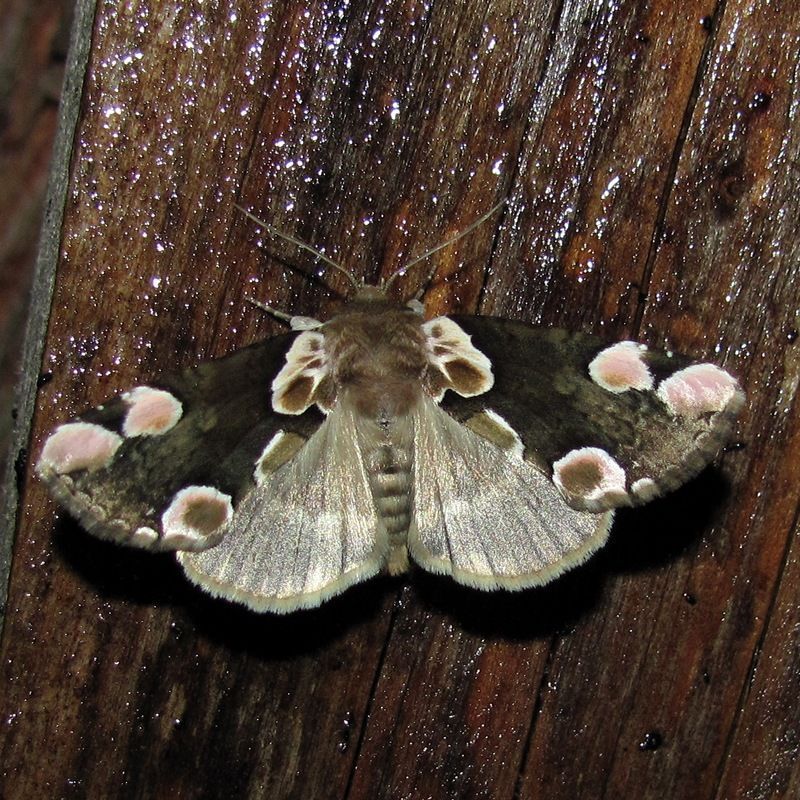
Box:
left=442, top=317, right=745, bottom=511
left=409, top=396, right=612, bottom=589
left=37, top=334, right=323, bottom=550
left=178, top=400, right=388, bottom=613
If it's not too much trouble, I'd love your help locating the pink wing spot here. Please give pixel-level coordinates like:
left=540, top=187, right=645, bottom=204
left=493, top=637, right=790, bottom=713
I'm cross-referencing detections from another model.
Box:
left=161, top=486, right=233, bottom=550
left=588, top=341, right=654, bottom=393
left=553, top=447, right=628, bottom=509
left=38, top=422, right=122, bottom=475
left=657, top=364, right=740, bottom=418
left=122, top=386, right=183, bottom=437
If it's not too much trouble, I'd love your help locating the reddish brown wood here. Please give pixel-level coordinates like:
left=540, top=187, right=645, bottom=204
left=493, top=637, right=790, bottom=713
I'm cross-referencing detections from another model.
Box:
left=517, top=2, right=800, bottom=799
left=489, top=1, right=720, bottom=331
left=1, top=0, right=798, bottom=798
left=716, top=521, right=800, bottom=800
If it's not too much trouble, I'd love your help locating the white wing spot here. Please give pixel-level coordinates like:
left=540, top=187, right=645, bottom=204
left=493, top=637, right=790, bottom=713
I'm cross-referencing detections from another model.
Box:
left=122, top=386, right=183, bottom=437
left=553, top=447, right=628, bottom=510
left=254, top=430, right=306, bottom=484
left=588, top=341, right=654, bottom=393
left=657, top=364, right=741, bottom=418
left=37, top=422, right=122, bottom=475
left=161, top=486, right=233, bottom=550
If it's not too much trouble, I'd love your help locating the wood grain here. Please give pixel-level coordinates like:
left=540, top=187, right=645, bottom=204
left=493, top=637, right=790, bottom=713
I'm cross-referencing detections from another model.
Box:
left=2, top=0, right=798, bottom=798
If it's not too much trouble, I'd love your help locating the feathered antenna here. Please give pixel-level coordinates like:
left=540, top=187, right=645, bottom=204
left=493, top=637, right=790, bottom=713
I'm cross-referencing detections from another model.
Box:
left=235, top=204, right=361, bottom=293
left=382, top=197, right=507, bottom=296
left=236, top=197, right=507, bottom=299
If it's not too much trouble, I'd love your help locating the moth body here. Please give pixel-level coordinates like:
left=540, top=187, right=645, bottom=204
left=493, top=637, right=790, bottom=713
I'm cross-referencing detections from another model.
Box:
left=361, top=423, right=414, bottom=574
left=37, top=280, right=745, bottom=613
left=321, top=292, right=430, bottom=573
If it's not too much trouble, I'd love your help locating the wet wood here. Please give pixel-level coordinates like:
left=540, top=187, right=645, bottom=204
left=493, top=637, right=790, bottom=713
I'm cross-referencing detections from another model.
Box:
left=1, top=1, right=798, bottom=798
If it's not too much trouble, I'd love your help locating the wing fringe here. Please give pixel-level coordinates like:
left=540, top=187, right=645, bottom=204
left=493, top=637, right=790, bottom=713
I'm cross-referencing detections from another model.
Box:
left=179, top=401, right=389, bottom=613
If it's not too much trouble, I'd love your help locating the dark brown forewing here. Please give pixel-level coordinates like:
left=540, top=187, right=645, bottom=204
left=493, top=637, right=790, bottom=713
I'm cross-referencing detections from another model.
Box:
left=441, top=316, right=742, bottom=507
left=40, top=332, right=324, bottom=544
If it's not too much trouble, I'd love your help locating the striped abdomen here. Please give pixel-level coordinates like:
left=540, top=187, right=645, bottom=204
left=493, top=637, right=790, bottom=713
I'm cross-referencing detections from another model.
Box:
left=365, top=441, right=414, bottom=574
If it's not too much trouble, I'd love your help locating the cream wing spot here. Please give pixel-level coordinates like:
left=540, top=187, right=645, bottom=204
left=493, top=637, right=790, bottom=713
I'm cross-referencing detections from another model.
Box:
left=588, top=341, right=654, bottom=393
left=657, top=364, right=742, bottom=419
left=272, top=331, right=329, bottom=415
left=422, top=317, right=494, bottom=399
left=631, top=477, right=659, bottom=502
left=37, top=422, right=123, bottom=475
left=131, top=526, right=159, bottom=546
left=553, top=447, right=629, bottom=511
left=254, top=430, right=307, bottom=484
left=161, top=486, right=233, bottom=550
left=122, top=386, right=183, bottom=437
left=276, top=376, right=315, bottom=414
left=445, top=359, right=492, bottom=396
left=289, top=315, right=323, bottom=331
left=464, top=409, right=524, bottom=459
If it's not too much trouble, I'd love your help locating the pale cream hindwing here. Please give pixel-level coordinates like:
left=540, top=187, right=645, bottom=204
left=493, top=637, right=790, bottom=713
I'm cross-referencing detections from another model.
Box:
left=178, top=401, right=389, bottom=613
left=408, top=397, right=614, bottom=589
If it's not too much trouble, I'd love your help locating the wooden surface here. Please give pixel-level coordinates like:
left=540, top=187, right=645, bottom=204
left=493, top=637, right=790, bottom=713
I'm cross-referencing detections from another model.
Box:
left=2, top=0, right=799, bottom=798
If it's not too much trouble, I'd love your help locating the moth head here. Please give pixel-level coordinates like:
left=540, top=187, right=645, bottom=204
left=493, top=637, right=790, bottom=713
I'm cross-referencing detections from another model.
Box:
left=242, top=202, right=505, bottom=416
left=350, top=284, right=387, bottom=303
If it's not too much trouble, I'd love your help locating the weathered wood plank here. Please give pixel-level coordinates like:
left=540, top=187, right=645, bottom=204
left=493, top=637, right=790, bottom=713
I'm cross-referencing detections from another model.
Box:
left=519, top=1, right=800, bottom=798
left=716, top=521, right=800, bottom=800
left=1, top=0, right=798, bottom=798
left=348, top=4, right=734, bottom=798
left=0, top=0, right=72, bottom=464
left=488, top=1, right=719, bottom=330
left=0, top=0, right=76, bottom=619
left=2, top=0, right=526, bottom=796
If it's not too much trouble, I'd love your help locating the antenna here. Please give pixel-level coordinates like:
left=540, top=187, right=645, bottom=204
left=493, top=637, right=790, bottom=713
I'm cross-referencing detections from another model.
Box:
left=235, top=204, right=361, bottom=293
left=382, top=197, right=507, bottom=294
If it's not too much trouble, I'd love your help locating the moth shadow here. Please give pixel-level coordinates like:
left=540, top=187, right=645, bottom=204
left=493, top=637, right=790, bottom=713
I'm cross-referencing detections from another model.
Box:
left=54, top=522, right=188, bottom=609
left=54, top=522, right=390, bottom=656
left=606, top=466, right=731, bottom=574
left=181, top=576, right=396, bottom=659
left=412, top=467, right=732, bottom=639
left=54, top=468, right=731, bottom=650
left=412, top=560, right=607, bottom=640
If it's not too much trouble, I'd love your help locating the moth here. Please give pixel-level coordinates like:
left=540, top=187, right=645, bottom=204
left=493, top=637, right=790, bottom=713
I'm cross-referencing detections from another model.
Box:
left=36, top=206, right=745, bottom=613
